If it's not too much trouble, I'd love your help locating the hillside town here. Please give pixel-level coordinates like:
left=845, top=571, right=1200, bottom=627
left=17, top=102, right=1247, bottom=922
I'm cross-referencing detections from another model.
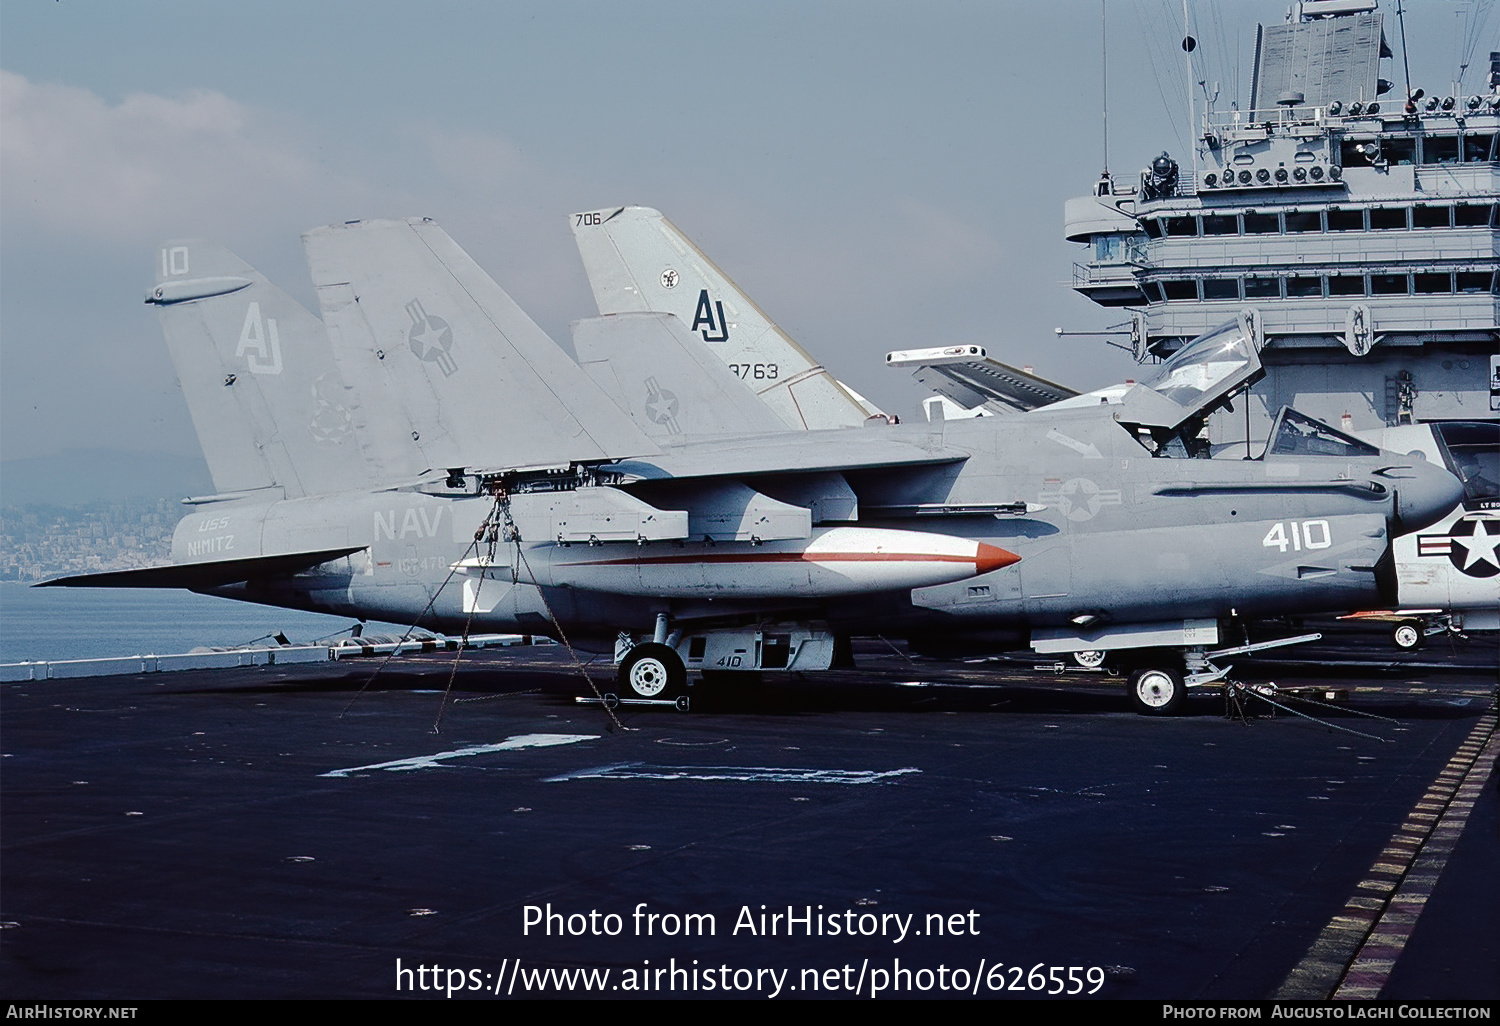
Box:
left=0, top=500, right=178, bottom=581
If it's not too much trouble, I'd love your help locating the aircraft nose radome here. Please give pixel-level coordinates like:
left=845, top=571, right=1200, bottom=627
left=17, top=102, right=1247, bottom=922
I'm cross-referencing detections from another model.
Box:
left=1392, top=459, right=1466, bottom=535
left=976, top=543, right=1021, bottom=575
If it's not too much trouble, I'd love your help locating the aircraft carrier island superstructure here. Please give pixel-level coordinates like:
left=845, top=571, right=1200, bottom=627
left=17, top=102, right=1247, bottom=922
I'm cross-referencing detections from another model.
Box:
left=1064, top=0, right=1498, bottom=441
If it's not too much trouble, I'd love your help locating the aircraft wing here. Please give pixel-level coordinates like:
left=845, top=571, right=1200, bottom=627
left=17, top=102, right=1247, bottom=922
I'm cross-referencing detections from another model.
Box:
left=36, top=547, right=366, bottom=590
left=616, top=426, right=969, bottom=481
left=304, top=218, right=663, bottom=473
left=570, top=206, right=880, bottom=429
left=885, top=345, right=1080, bottom=414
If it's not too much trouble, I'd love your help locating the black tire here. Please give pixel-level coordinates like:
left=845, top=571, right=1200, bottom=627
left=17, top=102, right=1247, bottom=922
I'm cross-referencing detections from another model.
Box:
left=1129, top=667, right=1185, bottom=716
left=618, top=643, right=687, bottom=699
left=1391, top=621, right=1423, bottom=651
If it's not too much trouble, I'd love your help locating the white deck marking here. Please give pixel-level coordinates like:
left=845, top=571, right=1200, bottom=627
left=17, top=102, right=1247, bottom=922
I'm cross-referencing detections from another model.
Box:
left=320, top=733, right=599, bottom=777
left=543, top=763, right=920, bottom=784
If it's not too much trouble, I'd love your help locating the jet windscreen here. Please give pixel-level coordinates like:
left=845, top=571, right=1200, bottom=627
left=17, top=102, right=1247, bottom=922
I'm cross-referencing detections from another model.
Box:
left=1433, top=422, right=1500, bottom=504
left=1267, top=408, right=1380, bottom=458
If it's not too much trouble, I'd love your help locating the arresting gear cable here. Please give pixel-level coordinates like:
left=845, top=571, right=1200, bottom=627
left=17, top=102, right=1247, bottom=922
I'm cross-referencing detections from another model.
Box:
left=1223, top=678, right=1399, bottom=742
left=342, top=487, right=629, bottom=734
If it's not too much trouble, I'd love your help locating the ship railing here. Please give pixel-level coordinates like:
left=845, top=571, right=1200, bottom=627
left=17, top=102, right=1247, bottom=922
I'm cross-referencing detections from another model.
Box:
left=1073, top=259, right=1146, bottom=287
left=1205, top=102, right=1498, bottom=139
left=1206, top=106, right=1332, bottom=133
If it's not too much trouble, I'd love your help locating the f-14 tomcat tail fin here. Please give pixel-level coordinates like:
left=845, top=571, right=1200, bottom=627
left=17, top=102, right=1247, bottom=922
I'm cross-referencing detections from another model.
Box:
left=303, top=218, right=661, bottom=473
left=572, top=311, right=787, bottom=439
left=148, top=241, right=416, bottom=498
left=570, top=205, right=880, bottom=430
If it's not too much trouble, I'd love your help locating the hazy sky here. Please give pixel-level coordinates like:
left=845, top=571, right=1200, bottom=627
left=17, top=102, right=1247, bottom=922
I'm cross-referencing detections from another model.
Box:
left=2, top=1, right=1489, bottom=463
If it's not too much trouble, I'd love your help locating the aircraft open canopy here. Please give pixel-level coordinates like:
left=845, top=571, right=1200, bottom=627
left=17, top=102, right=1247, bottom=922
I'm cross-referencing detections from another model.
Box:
left=1119, top=316, right=1264, bottom=430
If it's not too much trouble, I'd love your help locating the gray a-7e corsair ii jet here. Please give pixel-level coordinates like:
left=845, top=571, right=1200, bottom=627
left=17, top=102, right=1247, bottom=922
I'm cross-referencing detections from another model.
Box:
left=570, top=204, right=1496, bottom=665
left=42, top=219, right=1463, bottom=714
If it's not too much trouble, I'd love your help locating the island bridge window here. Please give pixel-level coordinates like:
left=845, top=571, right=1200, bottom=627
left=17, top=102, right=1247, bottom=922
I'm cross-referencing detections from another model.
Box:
left=1328, top=208, right=1365, bottom=231
left=1202, top=278, right=1239, bottom=300
left=1342, top=138, right=1382, bottom=167
left=1414, top=272, right=1453, bottom=294
left=1244, top=277, right=1281, bottom=299
left=1384, top=137, right=1417, bottom=166
left=1201, top=214, right=1238, bottom=236
left=1243, top=213, right=1280, bottom=234
left=1164, top=216, right=1198, bottom=238
left=1286, top=276, right=1323, bottom=298
left=1370, top=273, right=1410, bottom=295
left=1463, top=133, right=1496, bottom=162
left=1328, top=275, right=1366, bottom=296
left=1284, top=211, right=1322, bottom=233
left=1094, top=234, right=1127, bottom=261
left=1413, top=205, right=1452, bottom=229
left=1455, top=204, right=1496, bottom=227
left=1423, top=135, right=1460, bottom=164
left=1456, top=271, right=1494, bottom=293
left=1142, top=218, right=1165, bottom=240
left=1162, top=280, right=1199, bottom=301
left=1369, top=207, right=1409, bottom=230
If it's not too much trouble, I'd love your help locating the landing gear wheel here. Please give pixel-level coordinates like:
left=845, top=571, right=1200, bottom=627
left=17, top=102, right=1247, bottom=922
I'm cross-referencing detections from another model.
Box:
left=618, top=643, right=686, bottom=700
left=1073, top=649, right=1107, bottom=669
left=1392, top=621, right=1423, bottom=651
left=1129, top=667, right=1184, bottom=716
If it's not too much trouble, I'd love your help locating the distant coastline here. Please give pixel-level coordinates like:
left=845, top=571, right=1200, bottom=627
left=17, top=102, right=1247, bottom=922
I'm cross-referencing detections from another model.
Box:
left=0, top=581, right=365, bottom=665
left=0, top=448, right=380, bottom=665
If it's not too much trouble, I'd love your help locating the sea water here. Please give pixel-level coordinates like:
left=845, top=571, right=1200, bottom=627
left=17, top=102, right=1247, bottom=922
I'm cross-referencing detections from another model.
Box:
left=0, top=582, right=387, bottom=664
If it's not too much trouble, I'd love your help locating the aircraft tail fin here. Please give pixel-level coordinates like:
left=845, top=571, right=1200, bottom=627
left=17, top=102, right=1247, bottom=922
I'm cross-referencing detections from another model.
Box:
left=570, top=206, right=880, bottom=430
left=148, top=241, right=399, bottom=498
left=572, top=311, right=787, bottom=439
left=303, top=218, right=660, bottom=473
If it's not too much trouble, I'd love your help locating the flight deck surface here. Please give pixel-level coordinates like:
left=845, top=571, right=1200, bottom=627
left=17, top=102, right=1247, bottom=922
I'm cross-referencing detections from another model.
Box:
left=2, top=638, right=1495, bottom=1001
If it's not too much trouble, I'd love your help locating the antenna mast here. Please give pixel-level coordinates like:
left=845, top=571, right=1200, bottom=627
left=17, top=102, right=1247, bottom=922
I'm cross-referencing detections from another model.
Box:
left=1396, top=0, right=1414, bottom=104
left=1102, top=0, right=1110, bottom=181
left=1182, top=0, right=1197, bottom=178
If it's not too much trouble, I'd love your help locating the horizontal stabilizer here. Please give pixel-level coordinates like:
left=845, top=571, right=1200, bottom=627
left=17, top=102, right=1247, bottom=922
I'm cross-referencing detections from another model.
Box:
left=885, top=346, right=1080, bottom=414
left=37, top=546, right=366, bottom=590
